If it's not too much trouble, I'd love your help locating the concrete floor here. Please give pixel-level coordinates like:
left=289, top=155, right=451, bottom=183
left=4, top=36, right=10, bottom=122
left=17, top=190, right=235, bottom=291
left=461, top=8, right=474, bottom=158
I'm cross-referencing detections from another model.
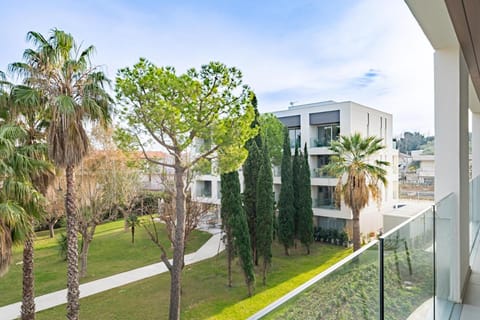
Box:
left=459, top=246, right=480, bottom=320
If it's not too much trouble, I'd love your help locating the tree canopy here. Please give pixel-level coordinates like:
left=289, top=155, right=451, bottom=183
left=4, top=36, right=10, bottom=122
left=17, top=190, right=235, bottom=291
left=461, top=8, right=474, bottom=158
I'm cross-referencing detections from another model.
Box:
left=116, top=59, right=257, bottom=173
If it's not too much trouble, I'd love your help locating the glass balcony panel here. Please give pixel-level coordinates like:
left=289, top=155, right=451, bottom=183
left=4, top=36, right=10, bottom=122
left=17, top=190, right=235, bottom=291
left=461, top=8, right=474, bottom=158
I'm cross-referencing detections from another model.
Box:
left=312, top=198, right=339, bottom=210
left=434, top=193, right=455, bottom=319
left=261, top=241, right=379, bottom=320
left=381, top=207, right=434, bottom=320
left=470, top=175, right=480, bottom=252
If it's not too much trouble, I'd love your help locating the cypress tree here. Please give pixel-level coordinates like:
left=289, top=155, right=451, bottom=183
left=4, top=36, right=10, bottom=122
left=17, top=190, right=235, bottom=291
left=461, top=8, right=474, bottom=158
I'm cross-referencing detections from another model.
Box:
left=277, top=127, right=295, bottom=255
left=292, top=146, right=302, bottom=243
left=221, top=171, right=255, bottom=296
left=220, top=174, right=235, bottom=287
left=243, top=95, right=261, bottom=265
left=298, top=143, right=314, bottom=254
left=256, top=143, right=274, bottom=285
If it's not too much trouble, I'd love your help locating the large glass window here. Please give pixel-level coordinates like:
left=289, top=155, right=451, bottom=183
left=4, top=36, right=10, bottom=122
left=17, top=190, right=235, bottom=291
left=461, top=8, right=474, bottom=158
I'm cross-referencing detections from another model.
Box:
left=288, top=127, right=301, bottom=148
left=315, top=123, right=340, bottom=147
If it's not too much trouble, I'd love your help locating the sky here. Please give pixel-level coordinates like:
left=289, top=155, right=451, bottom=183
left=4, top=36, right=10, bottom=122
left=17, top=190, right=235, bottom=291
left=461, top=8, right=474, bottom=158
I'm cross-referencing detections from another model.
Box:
left=0, top=0, right=435, bottom=136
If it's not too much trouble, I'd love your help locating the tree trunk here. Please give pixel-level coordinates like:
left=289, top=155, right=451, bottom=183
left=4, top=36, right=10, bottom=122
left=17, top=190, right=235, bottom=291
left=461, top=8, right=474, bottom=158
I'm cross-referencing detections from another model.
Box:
left=21, top=236, right=35, bottom=320
left=168, top=165, right=186, bottom=320
left=284, top=245, right=289, bottom=256
left=227, top=232, right=233, bottom=287
left=131, top=225, right=135, bottom=244
left=352, top=209, right=361, bottom=251
left=65, top=165, right=80, bottom=320
left=79, top=233, right=90, bottom=278
left=253, top=236, right=258, bottom=266
left=262, top=258, right=267, bottom=285
left=48, top=222, right=55, bottom=238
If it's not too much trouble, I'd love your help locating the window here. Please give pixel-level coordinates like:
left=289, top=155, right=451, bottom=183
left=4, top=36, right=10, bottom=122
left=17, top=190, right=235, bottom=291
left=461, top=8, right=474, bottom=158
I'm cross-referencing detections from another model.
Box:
left=196, top=180, right=212, bottom=198
left=367, top=113, right=370, bottom=136
left=288, top=127, right=301, bottom=148
left=315, top=123, right=340, bottom=147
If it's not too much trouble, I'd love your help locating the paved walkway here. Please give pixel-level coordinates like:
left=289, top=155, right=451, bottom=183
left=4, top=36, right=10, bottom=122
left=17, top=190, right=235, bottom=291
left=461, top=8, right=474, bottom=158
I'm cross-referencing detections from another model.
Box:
left=0, top=228, right=224, bottom=320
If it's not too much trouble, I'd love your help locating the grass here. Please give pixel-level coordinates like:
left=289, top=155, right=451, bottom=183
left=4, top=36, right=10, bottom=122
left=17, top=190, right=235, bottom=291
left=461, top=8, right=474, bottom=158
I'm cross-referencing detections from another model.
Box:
left=36, top=242, right=351, bottom=319
left=0, top=218, right=211, bottom=306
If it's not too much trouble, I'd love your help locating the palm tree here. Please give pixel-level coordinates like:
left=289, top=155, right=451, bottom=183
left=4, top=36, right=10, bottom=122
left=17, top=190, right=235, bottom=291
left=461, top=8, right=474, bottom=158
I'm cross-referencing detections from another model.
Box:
left=0, top=123, right=48, bottom=277
left=10, top=29, right=112, bottom=320
left=3, top=68, right=54, bottom=320
left=323, top=133, right=389, bottom=251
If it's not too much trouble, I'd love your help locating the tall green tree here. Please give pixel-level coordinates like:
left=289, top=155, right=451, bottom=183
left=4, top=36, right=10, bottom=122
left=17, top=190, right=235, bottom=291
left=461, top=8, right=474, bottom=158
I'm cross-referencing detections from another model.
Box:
left=221, top=171, right=255, bottom=296
left=256, top=143, right=274, bottom=284
left=116, top=59, right=256, bottom=320
left=298, top=144, right=314, bottom=254
left=11, top=29, right=112, bottom=320
left=243, top=96, right=261, bottom=265
left=220, top=173, right=234, bottom=288
left=323, top=133, right=389, bottom=251
left=277, top=127, right=295, bottom=255
left=292, top=146, right=302, bottom=242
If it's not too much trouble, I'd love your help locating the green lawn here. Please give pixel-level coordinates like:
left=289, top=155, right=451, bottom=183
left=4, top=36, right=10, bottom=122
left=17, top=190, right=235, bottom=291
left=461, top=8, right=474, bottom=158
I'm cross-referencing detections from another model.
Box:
left=36, top=242, right=351, bottom=319
left=0, top=218, right=211, bottom=306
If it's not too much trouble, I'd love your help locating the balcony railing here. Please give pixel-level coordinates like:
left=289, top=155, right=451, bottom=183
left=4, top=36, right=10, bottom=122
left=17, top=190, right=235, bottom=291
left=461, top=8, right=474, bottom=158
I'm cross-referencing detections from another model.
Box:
left=310, top=137, right=339, bottom=148
left=249, top=203, right=437, bottom=320
left=248, top=175, right=480, bottom=320
left=311, top=168, right=335, bottom=178
left=312, top=198, right=338, bottom=210
left=470, top=175, right=480, bottom=252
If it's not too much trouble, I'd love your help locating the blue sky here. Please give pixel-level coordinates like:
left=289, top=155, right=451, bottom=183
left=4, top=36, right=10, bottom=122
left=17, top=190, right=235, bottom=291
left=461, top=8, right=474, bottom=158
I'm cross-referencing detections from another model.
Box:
left=0, top=0, right=434, bottom=135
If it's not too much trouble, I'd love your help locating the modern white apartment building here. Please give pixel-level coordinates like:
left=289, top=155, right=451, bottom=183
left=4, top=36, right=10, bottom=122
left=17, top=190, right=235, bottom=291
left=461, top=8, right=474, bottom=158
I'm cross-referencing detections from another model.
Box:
left=192, top=100, right=399, bottom=236
left=272, top=100, right=399, bottom=236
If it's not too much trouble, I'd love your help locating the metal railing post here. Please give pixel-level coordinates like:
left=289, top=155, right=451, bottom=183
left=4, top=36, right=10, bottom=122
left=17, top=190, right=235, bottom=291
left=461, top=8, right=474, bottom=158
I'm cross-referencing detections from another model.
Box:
left=379, top=237, right=384, bottom=320
left=433, top=204, right=436, bottom=320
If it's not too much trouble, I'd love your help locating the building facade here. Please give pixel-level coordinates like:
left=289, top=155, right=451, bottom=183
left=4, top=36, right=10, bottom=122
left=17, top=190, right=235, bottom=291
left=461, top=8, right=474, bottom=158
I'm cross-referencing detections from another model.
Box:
left=192, top=100, right=399, bottom=236
left=273, top=100, right=399, bottom=236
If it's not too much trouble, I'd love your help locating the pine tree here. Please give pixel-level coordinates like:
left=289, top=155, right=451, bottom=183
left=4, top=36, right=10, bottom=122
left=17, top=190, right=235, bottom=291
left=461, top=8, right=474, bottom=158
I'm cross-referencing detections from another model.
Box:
left=221, top=171, right=255, bottom=296
left=256, top=143, right=274, bottom=284
left=243, top=96, right=261, bottom=265
left=298, top=144, right=314, bottom=254
left=292, top=146, right=302, bottom=243
left=277, top=127, right=295, bottom=255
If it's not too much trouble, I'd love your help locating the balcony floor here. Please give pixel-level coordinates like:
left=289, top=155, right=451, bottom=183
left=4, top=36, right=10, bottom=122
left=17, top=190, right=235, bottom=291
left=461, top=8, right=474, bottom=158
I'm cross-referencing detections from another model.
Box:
left=459, top=242, right=480, bottom=320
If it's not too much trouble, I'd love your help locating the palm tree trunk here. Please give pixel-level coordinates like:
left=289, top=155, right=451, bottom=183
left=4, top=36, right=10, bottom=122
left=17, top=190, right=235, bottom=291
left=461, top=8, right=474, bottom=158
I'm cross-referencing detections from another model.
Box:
left=352, top=209, right=361, bottom=251
left=65, top=164, right=79, bottom=320
left=169, top=165, right=186, bottom=320
left=21, top=236, right=35, bottom=320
